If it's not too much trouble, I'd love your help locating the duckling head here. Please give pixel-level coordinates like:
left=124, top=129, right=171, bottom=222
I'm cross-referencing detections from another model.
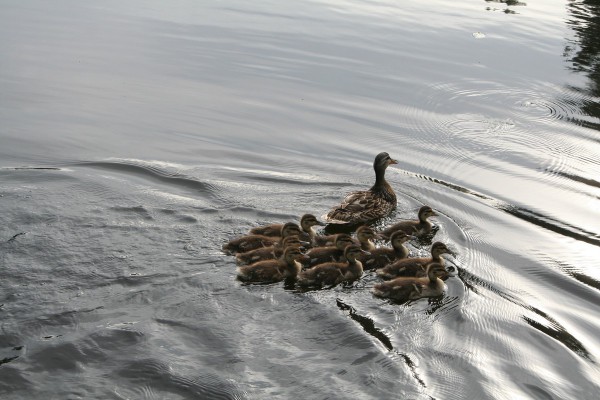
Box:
left=431, top=242, right=454, bottom=258
left=281, top=235, right=310, bottom=250
left=283, top=246, right=304, bottom=261
left=425, top=262, right=447, bottom=279
left=356, top=225, right=381, bottom=241
left=343, top=244, right=370, bottom=262
left=418, top=205, right=438, bottom=221
left=333, top=234, right=354, bottom=250
left=389, top=231, right=414, bottom=246
left=300, top=214, right=326, bottom=231
left=281, top=222, right=302, bottom=238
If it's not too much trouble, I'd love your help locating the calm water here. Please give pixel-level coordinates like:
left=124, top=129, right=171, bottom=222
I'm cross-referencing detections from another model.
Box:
left=2, top=0, right=600, bottom=398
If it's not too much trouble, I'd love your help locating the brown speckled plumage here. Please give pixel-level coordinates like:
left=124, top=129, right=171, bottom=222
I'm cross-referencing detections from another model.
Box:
left=324, top=152, right=397, bottom=225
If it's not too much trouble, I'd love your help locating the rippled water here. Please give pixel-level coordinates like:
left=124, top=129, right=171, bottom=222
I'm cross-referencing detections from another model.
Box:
left=2, top=0, right=600, bottom=399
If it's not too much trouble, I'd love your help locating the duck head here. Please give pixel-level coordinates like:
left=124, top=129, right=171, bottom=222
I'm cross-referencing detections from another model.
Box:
left=333, top=234, right=354, bottom=250
left=374, top=152, right=398, bottom=172
left=281, top=235, right=310, bottom=249
left=389, top=231, right=414, bottom=247
left=425, top=262, right=447, bottom=280
left=300, top=214, right=326, bottom=232
left=343, top=244, right=370, bottom=262
left=418, top=205, right=438, bottom=222
left=431, top=242, right=454, bottom=258
left=281, top=222, right=302, bottom=238
left=283, top=246, right=309, bottom=264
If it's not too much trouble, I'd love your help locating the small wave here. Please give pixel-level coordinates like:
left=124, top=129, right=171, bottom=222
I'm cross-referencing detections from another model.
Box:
left=500, top=205, right=600, bottom=247
left=117, top=359, right=247, bottom=400
left=75, top=160, right=217, bottom=194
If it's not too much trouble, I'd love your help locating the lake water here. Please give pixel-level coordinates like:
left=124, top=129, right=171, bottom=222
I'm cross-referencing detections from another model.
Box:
left=1, top=0, right=600, bottom=398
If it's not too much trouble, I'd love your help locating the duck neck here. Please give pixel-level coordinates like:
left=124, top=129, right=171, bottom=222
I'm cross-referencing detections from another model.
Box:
left=347, top=259, right=363, bottom=275
left=428, top=272, right=439, bottom=284
left=431, top=253, right=444, bottom=264
left=393, top=244, right=409, bottom=258
left=371, top=167, right=387, bottom=190
left=305, top=226, right=316, bottom=238
left=287, top=260, right=302, bottom=277
left=361, top=239, right=375, bottom=251
left=370, top=167, right=396, bottom=201
left=418, top=217, right=432, bottom=232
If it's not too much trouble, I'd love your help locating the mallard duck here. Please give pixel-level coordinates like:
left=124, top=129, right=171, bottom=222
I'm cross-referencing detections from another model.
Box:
left=376, top=241, right=453, bottom=279
left=379, top=206, right=438, bottom=240
left=249, top=214, right=325, bottom=242
left=323, top=152, right=398, bottom=225
left=235, top=235, right=309, bottom=265
left=304, top=233, right=355, bottom=268
left=222, top=222, right=302, bottom=254
left=372, top=262, right=447, bottom=301
left=297, top=244, right=368, bottom=287
left=358, top=231, right=414, bottom=270
left=237, top=246, right=308, bottom=283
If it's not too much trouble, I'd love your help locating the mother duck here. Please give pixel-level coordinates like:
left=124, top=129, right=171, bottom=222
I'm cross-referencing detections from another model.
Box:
left=324, top=152, right=398, bottom=225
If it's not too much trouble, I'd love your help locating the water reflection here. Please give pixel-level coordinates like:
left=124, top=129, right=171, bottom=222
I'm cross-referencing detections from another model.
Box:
left=566, top=0, right=600, bottom=122
left=484, top=0, right=526, bottom=14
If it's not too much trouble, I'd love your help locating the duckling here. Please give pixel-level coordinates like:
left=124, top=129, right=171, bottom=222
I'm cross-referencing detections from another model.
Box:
left=379, top=206, right=438, bottom=240
left=354, top=225, right=381, bottom=251
left=297, top=244, right=368, bottom=287
left=358, top=231, right=414, bottom=270
left=372, top=262, right=447, bottom=301
left=249, top=214, right=325, bottom=242
left=235, top=235, right=309, bottom=265
left=312, top=233, right=338, bottom=247
left=222, top=222, right=302, bottom=254
left=237, top=246, right=308, bottom=283
left=304, top=234, right=355, bottom=268
left=323, top=152, right=398, bottom=225
left=376, top=241, right=453, bottom=279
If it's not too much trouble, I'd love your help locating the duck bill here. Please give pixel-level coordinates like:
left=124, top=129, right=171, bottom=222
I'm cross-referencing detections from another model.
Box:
left=389, top=158, right=398, bottom=165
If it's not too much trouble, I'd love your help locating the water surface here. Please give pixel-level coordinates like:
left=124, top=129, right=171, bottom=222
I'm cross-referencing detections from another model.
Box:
left=1, top=1, right=600, bottom=399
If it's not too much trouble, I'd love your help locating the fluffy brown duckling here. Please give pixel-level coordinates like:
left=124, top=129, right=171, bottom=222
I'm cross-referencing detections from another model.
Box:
left=249, top=214, right=325, bottom=242
left=323, top=152, right=398, bottom=225
left=372, top=262, right=447, bottom=301
left=376, top=241, right=453, bottom=279
left=235, top=235, right=309, bottom=265
left=237, top=246, right=308, bottom=283
left=379, top=206, right=438, bottom=240
left=297, top=244, right=368, bottom=287
left=222, top=222, right=302, bottom=254
left=304, top=234, right=355, bottom=268
left=358, top=231, right=414, bottom=270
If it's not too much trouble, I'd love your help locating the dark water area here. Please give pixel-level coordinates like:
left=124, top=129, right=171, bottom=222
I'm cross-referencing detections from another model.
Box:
left=1, top=0, right=600, bottom=398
